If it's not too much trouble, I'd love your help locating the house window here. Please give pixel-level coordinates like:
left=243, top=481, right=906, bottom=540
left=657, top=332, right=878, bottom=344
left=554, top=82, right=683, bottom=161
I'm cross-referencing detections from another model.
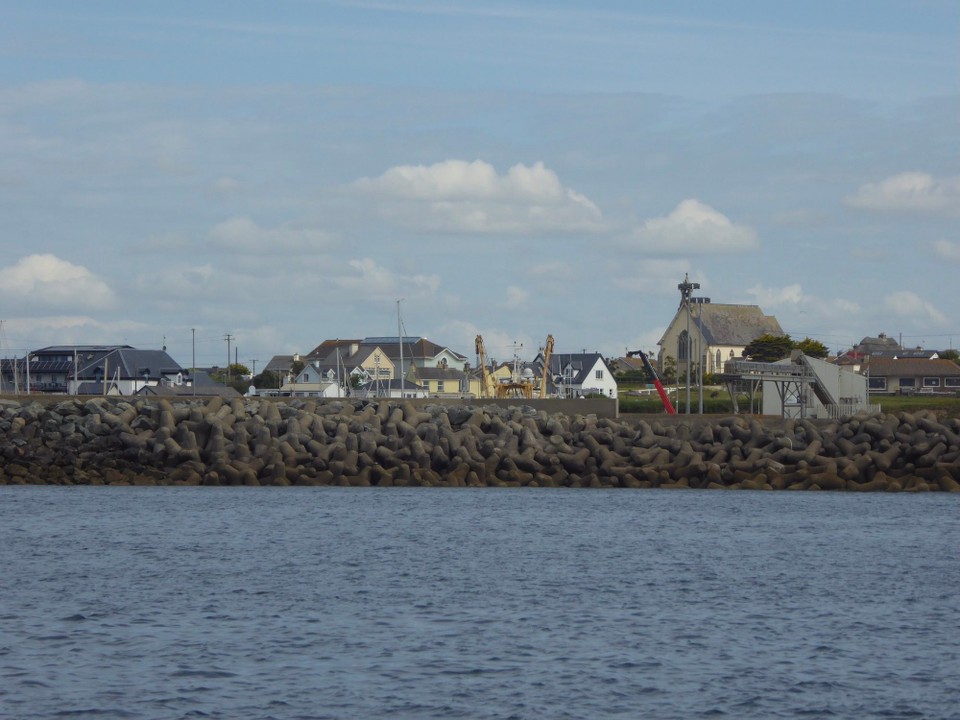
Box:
left=868, top=377, right=887, bottom=391
left=678, top=331, right=689, bottom=361
left=899, top=377, right=915, bottom=390
left=595, top=370, right=603, bottom=380
left=437, top=381, right=444, bottom=392
left=715, top=350, right=721, bottom=369
left=303, top=373, right=310, bottom=382
left=946, top=378, right=960, bottom=388
left=923, top=377, right=940, bottom=388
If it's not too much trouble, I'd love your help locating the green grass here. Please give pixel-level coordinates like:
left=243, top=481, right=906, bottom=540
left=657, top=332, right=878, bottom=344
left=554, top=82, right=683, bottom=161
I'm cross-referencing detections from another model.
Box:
left=869, top=394, right=960, bottom=419
left=617, top=382, right=960, bottom=418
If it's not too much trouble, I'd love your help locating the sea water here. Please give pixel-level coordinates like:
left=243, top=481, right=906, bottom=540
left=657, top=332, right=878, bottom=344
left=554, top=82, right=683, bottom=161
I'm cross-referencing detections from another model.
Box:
left=1, top=486, right=958, bottom=720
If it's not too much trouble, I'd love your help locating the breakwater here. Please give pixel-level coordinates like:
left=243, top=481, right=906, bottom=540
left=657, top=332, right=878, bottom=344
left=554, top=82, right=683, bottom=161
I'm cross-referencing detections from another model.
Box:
left=1, top=396, right=958, bottom=491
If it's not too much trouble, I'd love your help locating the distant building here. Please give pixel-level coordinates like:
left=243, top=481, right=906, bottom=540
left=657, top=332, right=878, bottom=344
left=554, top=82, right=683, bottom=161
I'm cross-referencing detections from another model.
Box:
left=307, top=336, right=468, bottom=374
left=1, top=345, right=189, bottom=396
left=416, top=366, right=468, bottom=396
left=540, top=352, right=618, bottom=399
left=658, top=303, right=785, bottom=377
left=863, top=357, right=960, bottom=395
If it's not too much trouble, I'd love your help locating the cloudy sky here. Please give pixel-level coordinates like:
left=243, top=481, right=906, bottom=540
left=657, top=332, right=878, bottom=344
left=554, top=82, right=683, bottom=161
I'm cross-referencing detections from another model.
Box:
left=2, top=1, right=958, bottom=370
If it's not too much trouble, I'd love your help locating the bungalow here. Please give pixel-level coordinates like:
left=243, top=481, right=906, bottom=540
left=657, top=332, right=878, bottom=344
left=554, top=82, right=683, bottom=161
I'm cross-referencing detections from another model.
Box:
left=863, top=357, right=960, bottom=395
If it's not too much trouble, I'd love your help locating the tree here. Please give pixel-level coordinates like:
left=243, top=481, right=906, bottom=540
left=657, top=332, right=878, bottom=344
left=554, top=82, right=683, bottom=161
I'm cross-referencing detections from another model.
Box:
left=291, top=359, right=305, bottom=376
left=794, top=337, right=829, bottom=359
left=209, top=363, right=253, bottom=393
left=661, top=356, right=677, bottom=384
left=253, top=370, right=280, bottom=389
left=941, top=349, right=959, bottom=363
left=742, top=334, right=794, bottom=363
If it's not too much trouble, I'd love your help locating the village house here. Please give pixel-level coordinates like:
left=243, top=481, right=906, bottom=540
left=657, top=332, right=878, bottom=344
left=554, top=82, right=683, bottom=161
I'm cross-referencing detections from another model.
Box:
left=0, top=345, right=188, bottom=396
left=863, top=357, right=960, bottom=395
left=526, top=351, right=617, bottom=399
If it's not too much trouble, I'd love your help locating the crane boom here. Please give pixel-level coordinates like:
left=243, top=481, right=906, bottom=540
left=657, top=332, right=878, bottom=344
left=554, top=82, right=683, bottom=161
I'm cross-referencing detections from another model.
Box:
left=626, top=349, right=676, bottom=415
left=475, top=335, right=497, bottom=399
left=539, top=334, right=554, bottom=399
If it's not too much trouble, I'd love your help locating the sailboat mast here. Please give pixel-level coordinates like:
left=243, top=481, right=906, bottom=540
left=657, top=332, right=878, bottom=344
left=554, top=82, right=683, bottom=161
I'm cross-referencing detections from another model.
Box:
left=397, top=299, right=404, bottom=397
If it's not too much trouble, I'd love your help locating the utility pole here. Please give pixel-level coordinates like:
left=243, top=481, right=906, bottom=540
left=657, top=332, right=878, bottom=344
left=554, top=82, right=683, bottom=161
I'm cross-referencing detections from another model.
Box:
left=224, top=334, right=234, bottom=385
left=191, top=328, right=196, bottom=396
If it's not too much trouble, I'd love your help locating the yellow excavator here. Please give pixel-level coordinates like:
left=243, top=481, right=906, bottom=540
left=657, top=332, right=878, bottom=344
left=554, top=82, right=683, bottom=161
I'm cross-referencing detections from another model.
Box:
left=475, top=334, right=554, bottom=400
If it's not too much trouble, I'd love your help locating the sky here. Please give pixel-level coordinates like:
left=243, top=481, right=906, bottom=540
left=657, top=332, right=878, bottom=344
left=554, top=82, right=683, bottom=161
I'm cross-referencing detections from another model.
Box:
left=1, top=0, right=958, bottom=371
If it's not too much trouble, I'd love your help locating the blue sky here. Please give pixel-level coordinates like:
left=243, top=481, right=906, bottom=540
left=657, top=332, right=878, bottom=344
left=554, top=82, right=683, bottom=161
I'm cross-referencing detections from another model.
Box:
left=1, top=0, right=958, bottom=369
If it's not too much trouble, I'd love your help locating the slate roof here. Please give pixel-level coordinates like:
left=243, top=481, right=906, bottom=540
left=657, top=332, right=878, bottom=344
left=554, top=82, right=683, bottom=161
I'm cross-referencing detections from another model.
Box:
left=138, top=384, right=243, bottom=399
left=264, top=355, right=297, bottom=373
left=308, top=337, right=467, bottom=365
left=306, top=339, right=361, bottom=358
left=416, top=367, right=466, bottom=381
left=865, top=358, right=960, bottom=378
left=74, top=348, right=183, bottom=380
left=689, top=304, right=785, bottom=346
left=545, top=353, right=607, bottom=385
left=855, top=334, right=901, bottom=355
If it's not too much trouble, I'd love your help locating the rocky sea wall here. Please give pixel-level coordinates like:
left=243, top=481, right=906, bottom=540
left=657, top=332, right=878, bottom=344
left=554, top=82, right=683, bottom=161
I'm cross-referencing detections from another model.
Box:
left=1, top=396, right=958, bottom=491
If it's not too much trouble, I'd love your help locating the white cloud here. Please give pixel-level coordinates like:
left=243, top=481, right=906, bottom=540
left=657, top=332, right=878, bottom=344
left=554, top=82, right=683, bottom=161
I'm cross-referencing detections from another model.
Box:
left=0, top=316, right=152, bottom=351
left=504, top=286, right=530, bottom=307
left=845, top=172, right=960, bottom=215
left=353, top=159, right=604, bottom=234
left=0, top=255, right=115, bottom=312
left=214, top=176, right=241, bottom=193
left=528, top=261, right=575, bottom=279
left=628, top=199, right=759, bottom=254
left=333, top=258, right=440, bottom=301
left=209, top=217, right=337, bottom=255
left=612, top=259, right=693, bottom=296
left=746, top=283, right=804, bottom=307
left=884, top=291, right=948, bottom=325
left=933, top=240, right=960, bottom=262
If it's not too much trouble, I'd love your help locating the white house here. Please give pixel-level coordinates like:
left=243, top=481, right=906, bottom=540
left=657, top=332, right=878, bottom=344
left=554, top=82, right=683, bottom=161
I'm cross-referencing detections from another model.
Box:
left=279, top=362, right=346, bottom=398
left=542, top=352, right=618, bottom=399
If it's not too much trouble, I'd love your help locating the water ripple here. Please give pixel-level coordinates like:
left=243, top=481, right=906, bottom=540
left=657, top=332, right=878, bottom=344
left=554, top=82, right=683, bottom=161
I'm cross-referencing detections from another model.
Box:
left=1, top=487, right=958, bottom=719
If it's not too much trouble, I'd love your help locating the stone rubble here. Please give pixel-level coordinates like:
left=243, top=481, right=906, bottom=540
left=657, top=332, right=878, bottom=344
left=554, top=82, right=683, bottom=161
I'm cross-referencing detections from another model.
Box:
left=0, top=397, right=958, bottom=491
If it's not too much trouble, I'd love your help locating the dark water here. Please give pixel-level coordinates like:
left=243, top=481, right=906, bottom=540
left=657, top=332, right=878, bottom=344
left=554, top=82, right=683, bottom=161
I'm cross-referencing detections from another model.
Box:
left=1, top=487, right=958, bottom=720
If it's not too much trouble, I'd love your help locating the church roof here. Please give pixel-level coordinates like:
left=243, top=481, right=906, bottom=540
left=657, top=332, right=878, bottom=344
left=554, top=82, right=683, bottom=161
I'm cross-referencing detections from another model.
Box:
left=661, top=303, right=784, bottom=347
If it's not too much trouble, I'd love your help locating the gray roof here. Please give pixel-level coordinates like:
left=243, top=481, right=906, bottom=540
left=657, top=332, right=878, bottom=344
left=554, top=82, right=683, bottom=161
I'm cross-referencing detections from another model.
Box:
left=75, top=348, right=183, bottom=380
left=545, top=353, right=608, bottom=386
left=866, top=357, right=960, bottom=378
left=682, top=304, right=785, bottom=346
left=310, top=337, right=467, bottom=366
left=416, top=367, right=466, bottom=380
left=138, top=384, right=242, bottom=399
left=855, top=334, right=901, bottom=355
left=264, top=355, right=297, bottom=373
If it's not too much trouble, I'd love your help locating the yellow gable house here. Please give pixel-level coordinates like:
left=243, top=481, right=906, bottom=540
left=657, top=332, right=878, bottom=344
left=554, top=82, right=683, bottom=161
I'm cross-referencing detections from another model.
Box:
left=350, top=345, right=395, bottom=384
